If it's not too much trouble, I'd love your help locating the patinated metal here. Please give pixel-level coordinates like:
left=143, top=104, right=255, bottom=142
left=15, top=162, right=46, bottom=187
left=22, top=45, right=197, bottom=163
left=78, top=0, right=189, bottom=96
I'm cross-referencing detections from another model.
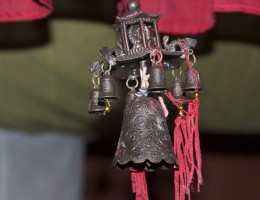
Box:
left=162, top=36, right=197, bottom=52
left=171, top=76, right=187, bottom=100
left=148, top=65, right=168, bottom=93
left=125, top=88, right=136, bottom=103
left=98, top=74, right=119, bottom=101
left=112, top=96, right=177, bottom=171
left=184, top=66, right=203, bottom=91
left=88, top=0, right=198, bottom=80
left=88, top=88, right=105, bottom=115
left=87, top=0, right=202, bottom=175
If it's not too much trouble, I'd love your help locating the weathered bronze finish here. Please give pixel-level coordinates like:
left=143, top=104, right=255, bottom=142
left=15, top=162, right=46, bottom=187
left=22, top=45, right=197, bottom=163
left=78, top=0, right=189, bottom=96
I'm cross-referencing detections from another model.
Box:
left=184, top=66, right=203, bottom=91
left=88, top=0, right=199, bottom=80
left=98, top=74, right=119, bottom=101
left=171, top=76, right=187, bottom=100
left=88, top=88, right=105, bottom=115
left=126, top=89, right=136, bottom=104
left=148, top=65, right=168, bottom=93
left=112, top=96, right=177, bottom=171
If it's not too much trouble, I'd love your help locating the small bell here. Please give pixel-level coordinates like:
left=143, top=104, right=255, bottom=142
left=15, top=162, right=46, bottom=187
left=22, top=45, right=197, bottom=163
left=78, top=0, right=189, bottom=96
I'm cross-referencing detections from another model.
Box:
left=184, top=66, right=203, bottom=91
left=148, top=65, right=168, bottom=93
left=88, top=88, right=105, bottom=115
left=112, top=96, right=177, bottom=171
left=126, top=88, right=136, bottom=104
left=99, top=74, right=119, bottom=101
left=171, top=76, right=187, bottom=100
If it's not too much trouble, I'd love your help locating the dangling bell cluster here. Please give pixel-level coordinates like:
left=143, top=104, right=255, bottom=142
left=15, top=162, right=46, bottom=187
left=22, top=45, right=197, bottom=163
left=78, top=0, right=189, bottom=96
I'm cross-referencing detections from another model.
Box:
left=87, top=0, right=202, bottom=171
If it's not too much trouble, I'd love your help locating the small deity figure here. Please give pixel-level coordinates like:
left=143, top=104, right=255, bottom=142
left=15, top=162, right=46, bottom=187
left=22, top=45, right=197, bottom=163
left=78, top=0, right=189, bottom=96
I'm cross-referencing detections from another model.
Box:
left=128, top=24, right=151, bottom=49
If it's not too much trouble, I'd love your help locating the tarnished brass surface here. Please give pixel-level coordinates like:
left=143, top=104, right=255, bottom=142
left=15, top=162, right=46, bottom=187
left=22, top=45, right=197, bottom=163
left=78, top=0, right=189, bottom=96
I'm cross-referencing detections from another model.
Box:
left=148, top=66, right=169, bottom=93
left=184, top=66, right=203, bottom=91
left=112, top=96, right=177, bottom=171
left=98, top=74, right=119, bottom=101
left=171, top=76, right=187, bottom=100
left=88, top=88, right=105, bottom=115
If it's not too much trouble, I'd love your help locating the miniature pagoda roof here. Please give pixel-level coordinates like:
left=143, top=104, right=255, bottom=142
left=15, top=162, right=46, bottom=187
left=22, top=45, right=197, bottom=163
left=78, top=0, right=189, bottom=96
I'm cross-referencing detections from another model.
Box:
left=114, top=11, right=160, bottom=29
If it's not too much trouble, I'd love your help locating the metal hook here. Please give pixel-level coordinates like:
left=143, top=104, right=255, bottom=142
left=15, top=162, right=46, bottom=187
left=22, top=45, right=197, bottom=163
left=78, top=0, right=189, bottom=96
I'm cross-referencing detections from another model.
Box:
left=150, top=50, right=163, bottom=64
left=188, top=52, right=196, bottom=65
left=102, top=64, right=112, bottom=74
left=92, top=75, right=100, bottom=88
left=172, top=68, right=182, bottom=77
left=126, top=78, right=139, bottom=89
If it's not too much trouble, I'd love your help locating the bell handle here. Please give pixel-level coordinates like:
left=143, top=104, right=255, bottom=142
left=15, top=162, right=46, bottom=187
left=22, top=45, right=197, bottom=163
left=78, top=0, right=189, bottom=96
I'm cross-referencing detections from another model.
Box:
left=172, top=68, right=182, bottom=77
left=187, top=51, right=196, bottom=65
left=150, top=50, right=163, bottom=65
left=126, top=77, right=139, bottom=89
left=102, top=63, right=112, bottom=74
left=92, top=75, right=100, bottom=88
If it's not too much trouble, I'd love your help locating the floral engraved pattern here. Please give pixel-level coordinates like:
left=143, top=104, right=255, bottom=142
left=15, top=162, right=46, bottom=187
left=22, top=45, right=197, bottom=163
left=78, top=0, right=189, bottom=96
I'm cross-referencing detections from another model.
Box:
left=112, top=96, right=177, bottom=171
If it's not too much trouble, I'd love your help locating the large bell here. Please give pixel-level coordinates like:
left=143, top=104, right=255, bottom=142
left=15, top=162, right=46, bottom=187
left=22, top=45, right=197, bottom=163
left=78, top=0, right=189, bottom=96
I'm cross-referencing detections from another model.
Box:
left=98, top=74, right=119, bottom=101
left=88, top=88, right=105, bottom=115
left=148, top=65, right=168, bottom=93
left=184, top=66, right=203, bottom=91
left=171, top=76, right=187, bottom=100
left=112, top=96, right=177, bottom=171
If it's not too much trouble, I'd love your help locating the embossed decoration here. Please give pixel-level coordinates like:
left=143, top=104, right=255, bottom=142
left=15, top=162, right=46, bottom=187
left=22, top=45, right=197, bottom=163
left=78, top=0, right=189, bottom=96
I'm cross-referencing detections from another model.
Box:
left=88, top=0, right=198, bottom=80
left=171, top=76, right=187, bottom=100
left=184, top=66, right=203, bottom=91
left=163, top=36, right=197, bottom=52
left=88, top=61, right=103, bottom=75
left=112, top=96, right=177, bottom=171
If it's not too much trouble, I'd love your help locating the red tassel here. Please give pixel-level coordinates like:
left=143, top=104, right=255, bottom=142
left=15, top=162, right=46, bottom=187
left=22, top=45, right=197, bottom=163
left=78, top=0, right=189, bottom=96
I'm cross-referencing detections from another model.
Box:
left=131, top=171, right=149, bottom=200
left=187, top=100, right=203, bottom=190
left=171, top=39, right=203, bottom=200
left=173, top=100, right=203, bottom=200
left=174, top=116, right=188, bottom=200
left=166, top=89, right=203, bottom=200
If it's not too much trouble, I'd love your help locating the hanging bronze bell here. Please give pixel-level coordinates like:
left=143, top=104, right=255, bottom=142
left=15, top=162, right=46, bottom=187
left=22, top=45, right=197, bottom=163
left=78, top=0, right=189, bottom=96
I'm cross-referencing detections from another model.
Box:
left=148, top=65, right=168, bottom=93
left=112, top=96, right=177, bottom=171
left=171, top=76, right=187, bottom=100
left=88, top=88, right=105, bottom=115
left=98, top=74, right=119, bottom=101
left=184, top=66, right=203, bottom=91
left=126, top=88, right=136, bottom=104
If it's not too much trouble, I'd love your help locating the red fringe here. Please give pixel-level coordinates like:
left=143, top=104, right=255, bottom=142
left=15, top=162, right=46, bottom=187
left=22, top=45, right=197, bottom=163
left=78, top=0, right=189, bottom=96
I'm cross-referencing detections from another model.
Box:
left=188, top=101, right=203, bottom=188
left=131, top=171, right=149, bottom=200
left=173, top=100, right=203, bottom=200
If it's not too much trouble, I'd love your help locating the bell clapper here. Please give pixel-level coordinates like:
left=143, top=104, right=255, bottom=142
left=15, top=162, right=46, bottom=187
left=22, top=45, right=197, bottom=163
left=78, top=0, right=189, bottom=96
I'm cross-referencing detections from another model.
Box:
left=178, top=103, right=185, bottom=117
left=194, top=92, right=200, bottom=101
left=104, top=100, right=111, bottom=113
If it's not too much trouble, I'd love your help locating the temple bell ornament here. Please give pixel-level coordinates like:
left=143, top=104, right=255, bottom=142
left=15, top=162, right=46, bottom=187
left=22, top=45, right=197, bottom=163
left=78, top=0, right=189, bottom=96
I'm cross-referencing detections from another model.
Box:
left=87, top=1, right=203, bottom=200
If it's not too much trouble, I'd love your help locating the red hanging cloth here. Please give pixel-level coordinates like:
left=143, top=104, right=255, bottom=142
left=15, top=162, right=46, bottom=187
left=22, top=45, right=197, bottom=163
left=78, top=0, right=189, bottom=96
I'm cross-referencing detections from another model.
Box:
left=118, top=0, right=260, bottom=34
left=0, top=0, right=53, bottom=22
left=214, top=0, right=260, bottom=15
